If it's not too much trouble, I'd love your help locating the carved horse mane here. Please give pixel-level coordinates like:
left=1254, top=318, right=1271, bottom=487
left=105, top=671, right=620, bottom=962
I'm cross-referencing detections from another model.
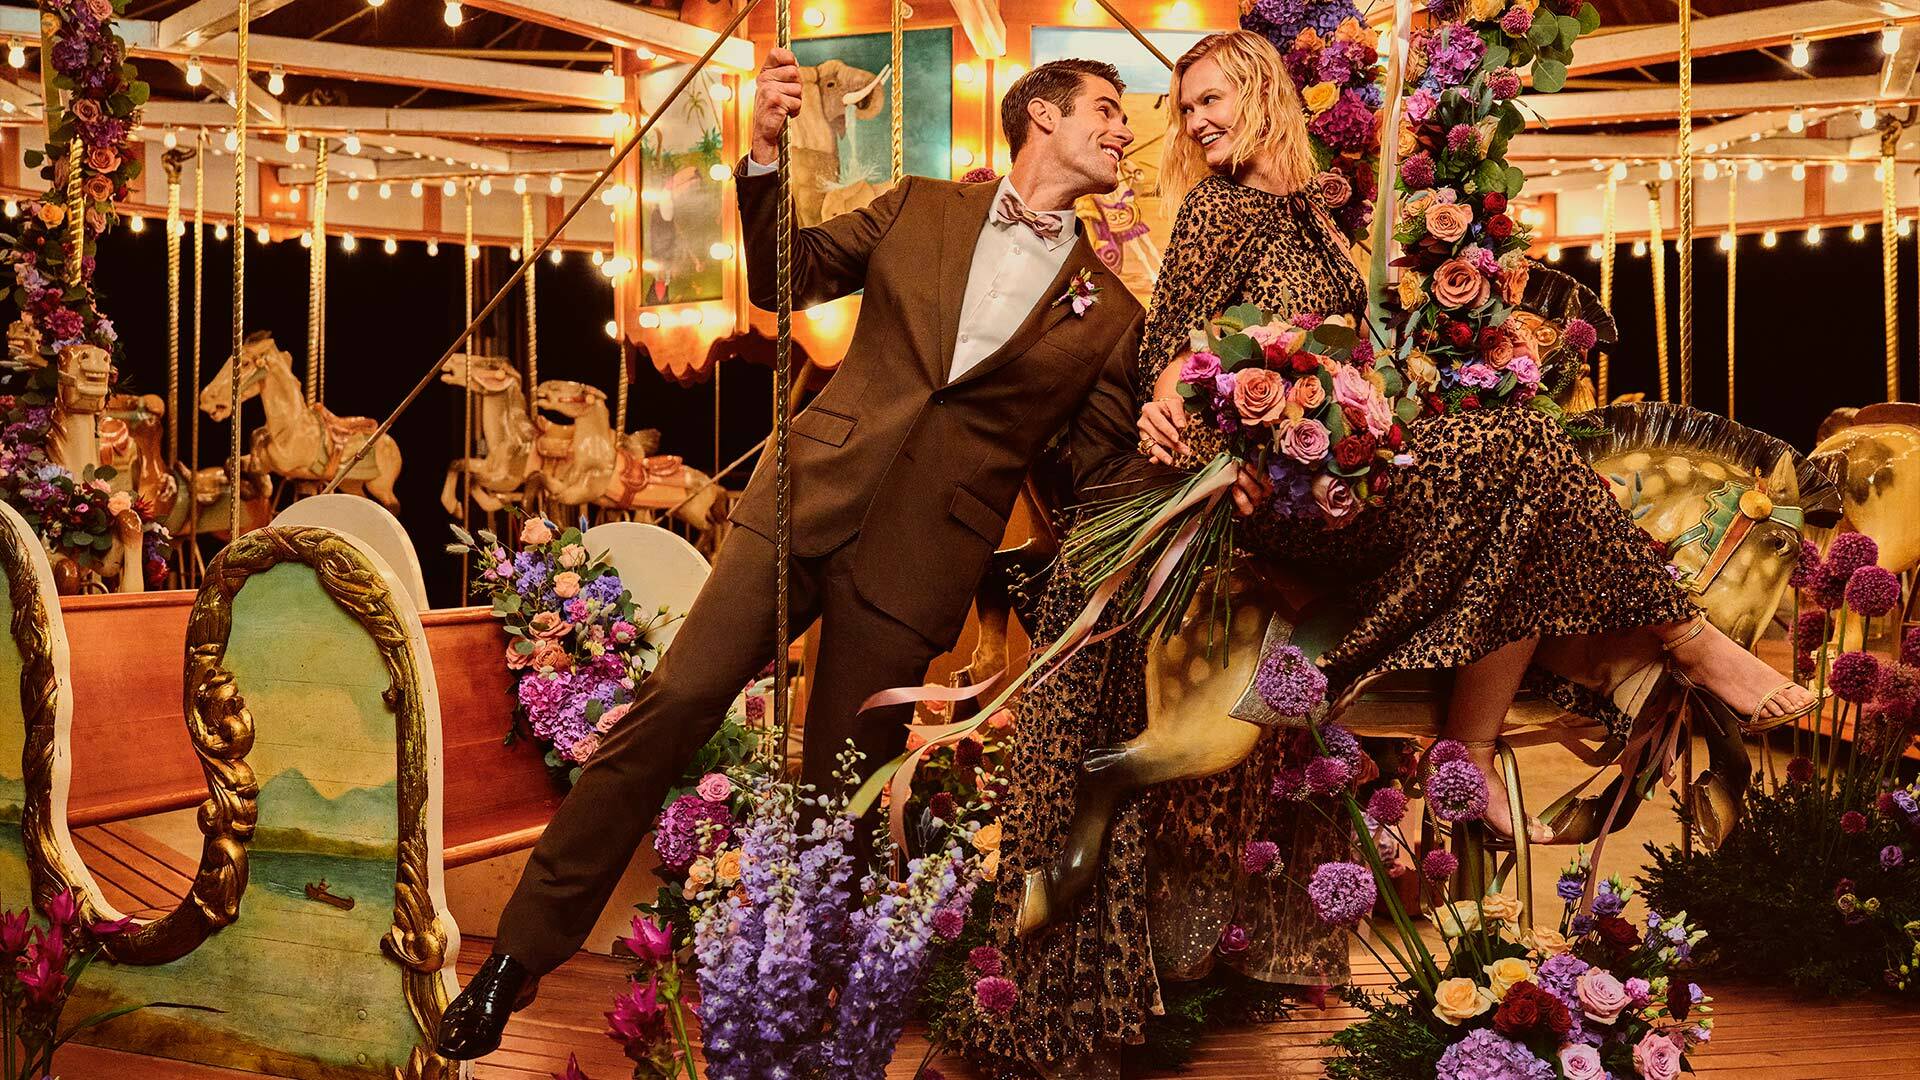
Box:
left=1575, top=401, right=1843, bottom=526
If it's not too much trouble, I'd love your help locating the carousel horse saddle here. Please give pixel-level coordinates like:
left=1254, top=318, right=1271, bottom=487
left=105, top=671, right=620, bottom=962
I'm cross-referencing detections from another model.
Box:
left=318, top=408, right=381, bottom=480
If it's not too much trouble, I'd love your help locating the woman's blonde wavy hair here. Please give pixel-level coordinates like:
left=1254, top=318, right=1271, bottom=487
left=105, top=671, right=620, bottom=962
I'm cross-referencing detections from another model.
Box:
left=1160, top=30, right=1317, bottom=209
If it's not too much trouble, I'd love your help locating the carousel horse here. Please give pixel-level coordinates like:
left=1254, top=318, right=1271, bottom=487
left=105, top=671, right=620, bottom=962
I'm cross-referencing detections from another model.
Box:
left=438, top=353, right=536, bottom=516
left=1014, top=402, right=1839, bottom=935
left=527, top=379, right=727, bottom=535
left=1809, top=402, right=1920, bottom=575
left=198, top=331, right=403, bottom=511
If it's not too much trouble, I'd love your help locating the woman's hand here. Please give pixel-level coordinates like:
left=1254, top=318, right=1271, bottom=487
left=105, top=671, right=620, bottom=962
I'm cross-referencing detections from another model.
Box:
left=1230, top=462, right=1273, bottom=517
left=1137, top=398, right=1189, bottom=466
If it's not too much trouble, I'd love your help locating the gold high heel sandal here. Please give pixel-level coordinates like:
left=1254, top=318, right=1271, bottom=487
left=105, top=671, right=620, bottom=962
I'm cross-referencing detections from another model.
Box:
left=1661, top=614, right=1822, bottom=735
left=1455, top=738, right=1561, bottom=847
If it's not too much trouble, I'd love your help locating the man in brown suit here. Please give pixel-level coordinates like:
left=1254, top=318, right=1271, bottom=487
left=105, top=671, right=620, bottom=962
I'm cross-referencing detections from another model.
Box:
left=438, top=50, right=1161, bottom=1058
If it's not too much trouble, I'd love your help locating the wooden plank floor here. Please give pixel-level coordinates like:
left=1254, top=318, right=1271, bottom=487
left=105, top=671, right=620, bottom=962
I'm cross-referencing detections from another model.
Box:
left=54, top=933, right=1920, bottom=1079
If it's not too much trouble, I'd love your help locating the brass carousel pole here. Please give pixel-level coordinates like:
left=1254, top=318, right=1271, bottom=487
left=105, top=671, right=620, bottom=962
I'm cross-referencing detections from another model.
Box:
left=164, top=152, right=184, bottom=467
left=1885, top=122, right=1903, bottom=402
left=1598, top=174, right=1617, bottom=404
left=522, top=193, right=538, bottom=405
left=1646, top=181, right=1670, bottom=401
left=1725, top=169, right=1737, bottom=419
left=1675, top=0, right=1694, bottom=407
left=770, top=0, right=796, bottom=766
left=307, top=136, right=327, bottom=405
left=229, top=1, right=250, bottom=541
left=890, top=0, right=904, bottom=184
left=188, top=132, right=205, bottom=584
left=462, top=181, right=476, bottom=601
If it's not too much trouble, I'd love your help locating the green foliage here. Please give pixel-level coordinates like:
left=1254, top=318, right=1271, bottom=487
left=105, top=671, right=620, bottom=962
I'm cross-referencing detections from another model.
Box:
left=1139, top=969, right=1296, bottom=1071
left=1323, top=989, right=1447, bottom=1080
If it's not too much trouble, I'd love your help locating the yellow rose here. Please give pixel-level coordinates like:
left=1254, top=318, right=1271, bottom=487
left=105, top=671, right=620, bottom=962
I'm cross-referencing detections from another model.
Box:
left=1302, top=81, right=1340, bottom=115
left=1526, top=927, right=1573, bottom=957
left=1432, top=977, right=1497, bottom=1025
left=1467, top=0, right=1503, bottom=20
left=34, top=202, right=63, bottom=228
left=1516, top=0, right=1539, bottom=13
left=1483, top=956, right=1536, bottom=1000
left=971, top=821, right=1002, bottom=855
left=1432, top=900, right=1483, bottom=938
left=1481, top=891, right=1524, bottom=923
left=1397, top=118, right=1418, bottom=157
left=1405, top=349, right=1440, bottom=388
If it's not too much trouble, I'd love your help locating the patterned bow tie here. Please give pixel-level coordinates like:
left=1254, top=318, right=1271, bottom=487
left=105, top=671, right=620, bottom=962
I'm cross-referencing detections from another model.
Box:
left=991, top=191, right=1065, bottom=242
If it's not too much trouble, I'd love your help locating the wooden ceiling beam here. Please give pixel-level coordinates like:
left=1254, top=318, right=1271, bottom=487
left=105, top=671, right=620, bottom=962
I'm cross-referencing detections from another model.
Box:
left=1520, top=75, right=1880, bottom=125
left=1568, top=1, right=1916, bottom=76
left=153, top=0, right=302, bottom=48
left=456, top=0, right=754, bottom=70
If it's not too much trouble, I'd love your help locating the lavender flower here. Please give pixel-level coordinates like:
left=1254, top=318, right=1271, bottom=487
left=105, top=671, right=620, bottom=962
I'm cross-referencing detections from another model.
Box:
left=1427, top=759, right=1490, bottom=822
left=1434, top=1028, right=1553, bottom=1080
left=1308, top=861, right=1377, bottom=925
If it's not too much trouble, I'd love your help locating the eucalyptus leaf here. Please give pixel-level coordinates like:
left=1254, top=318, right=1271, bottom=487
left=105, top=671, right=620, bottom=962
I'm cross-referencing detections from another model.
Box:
left=1504, top=165, right=1527, bottom=196
left=1557, top=14, right=1582, bottom=45
left=1396, top=396, right=1423, bottom=424
left=1220, top=303, right=1267, bottom=330
left=1483, top=44, right=1510, bottom=69
left=1532, top=57, right=1567, bottom=94
left=1475, top=159, right=1506, bottom=193
left=127, top=81, right=150, bottom=107
left=1577, top=1, right=1600, bottom=35
left=513, top=638, right=536, bottom=655
left=1527, top=17, right=1558, bottom=46
left=1215, top=334, right=1255, bottom=369
left=1310, top=322, right=1358, bottom=350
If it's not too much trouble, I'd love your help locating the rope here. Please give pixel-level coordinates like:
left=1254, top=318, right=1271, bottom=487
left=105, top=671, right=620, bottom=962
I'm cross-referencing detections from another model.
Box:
left=231, top=0, right=250, bottom=541
left=1725, top=169, right=1737, bottom=419
left=1646, top=182, right=1669, bottom=401
left=1675, top=0, right=1693, bottom=407
left=1598, top=175, right=1616, bottom=404
left=1883, top=121, right=1900, bottom=403
left=772, top=0, right=795, bottom=766
left=166, top=159, right=182, bottom=467
left=522, top=192, right=538, bottom=406
left=890, top=0, right=903, bottom=183
left=319, top=0, right=767, bottom=494
left=307, top=136, right=326, bottom=405
left=615, top=336, right=629, bottom=434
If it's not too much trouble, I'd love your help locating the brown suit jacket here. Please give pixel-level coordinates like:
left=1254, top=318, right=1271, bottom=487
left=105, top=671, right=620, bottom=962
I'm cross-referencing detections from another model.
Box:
left=733, top=168, right=1164, bottom=647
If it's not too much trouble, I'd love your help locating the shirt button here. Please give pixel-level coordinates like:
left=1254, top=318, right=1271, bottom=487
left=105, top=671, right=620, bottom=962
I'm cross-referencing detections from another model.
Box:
left=989, top=290, right=999, bottom=299
left=960, top=334, right=970, bottom=343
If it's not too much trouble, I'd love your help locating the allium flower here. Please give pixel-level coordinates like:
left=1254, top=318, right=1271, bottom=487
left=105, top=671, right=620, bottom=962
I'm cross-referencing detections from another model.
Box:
left=932, top=906, right=967, bottom=941
left=1434, top=1027, right=1553, bottom=1080
left=1305, top=755, right=1354, bottom=794
left=1842, top=810, right=1868, bottom=834
left=928, top=791, right=958, bottom=822
left=1320, top=723, right=1362, bottom=767
left=1882, top=844, right=1906, bottom=869
left=1427, top=759, right=1490, bottom=822
left=1242, top=839, right=1281, bottom=876
left=1446, top=123, right=1475, bottom=152
left=1794, top=609, right=1829, bottom=654
left=1422, top=848, right=1459, bottom=882
left=1428, top=738, right=1469, bottom=765
left=1366, top=786, right=1409, bottom=824
left=974, top=975, right=1018, bottom=1014
left=1498, top=5, right=1533, bottom=34
left=1255, top=644, right=1328, bottom=715
left=1833, top=651, right=1882, bottom=703
left=968, top=946, right=1003, bottom=976
left=1905, top=626, right=1920, bottom=666
left=1846, top=565, right=1903, bottom=617
left=1271, top=764, right=1312, bottom=801
left=1828, top=533, right=1880, bottom=578
left=1486, top=66, right=1522, bottom=101
left=1789, top=539, right=1824, bottom=589
left=1787, top=755, right=1815, bottom=784
left=1308, top=861, right=1377, bottom=925
left=1401, top=151, right=1436, bottom=189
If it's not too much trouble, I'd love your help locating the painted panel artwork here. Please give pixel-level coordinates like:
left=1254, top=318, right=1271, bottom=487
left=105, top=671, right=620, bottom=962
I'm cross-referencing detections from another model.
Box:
left=640, top=65, right=730, bottom=306
left=790, top=28, right=953, bottom=226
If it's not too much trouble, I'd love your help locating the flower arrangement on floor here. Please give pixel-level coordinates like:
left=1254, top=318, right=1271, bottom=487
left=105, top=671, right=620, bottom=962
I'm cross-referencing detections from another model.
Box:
left=1242, top=0, right=1385, bottom=243
left=0, top=394, right=164, bottom=584
left=1387, top=0, right=1602, bottom=417
left=449, top=517, right=680, bottom=784
left=1641, top=531, right=1920, bottom=997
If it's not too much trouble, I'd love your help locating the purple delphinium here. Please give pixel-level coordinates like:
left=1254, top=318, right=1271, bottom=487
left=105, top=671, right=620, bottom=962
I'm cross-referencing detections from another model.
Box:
left=1256, top=645, right=1329, bottom=716
left=1427, top=759, right=1491, bottom=822
left=1308, top=861, right=1377, bottom=925
left=1435, top=1028, right=1553, bottom=1080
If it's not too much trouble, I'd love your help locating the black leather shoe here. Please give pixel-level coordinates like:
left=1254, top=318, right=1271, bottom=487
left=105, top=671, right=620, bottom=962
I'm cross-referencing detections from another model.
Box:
left=435, top=953, right=540, bottom=1060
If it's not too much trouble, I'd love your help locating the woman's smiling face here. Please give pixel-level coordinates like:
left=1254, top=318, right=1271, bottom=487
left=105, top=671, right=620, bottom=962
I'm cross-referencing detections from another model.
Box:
left=1177, top=55, right=1241, bottom=173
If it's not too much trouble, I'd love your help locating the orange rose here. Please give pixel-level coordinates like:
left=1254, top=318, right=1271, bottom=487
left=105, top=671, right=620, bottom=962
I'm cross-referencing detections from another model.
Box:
left=85, top=146, right=120, bottom=174
left=528, top=610, right=574, bottom=639
left=1425, top=202, right=1474, bottom=244
left=82, top=175, right=113, bottom=203
left=528, top=638, right=571, bottom=672
left=34, top=202, right=63, bottom=227
left=70, top=98, right=102, bottom=124
left=1288, top=374, right=1326, bottom=412
left=1233, top=367, right=1287, bottom=426
left=1485, top=330, right=1515, bottom=370
left=1499, top=260, right=1531, bottom=304
left=505, top=642, right=535, bottom=670
left=1430, top=258, right=1490, bottom=310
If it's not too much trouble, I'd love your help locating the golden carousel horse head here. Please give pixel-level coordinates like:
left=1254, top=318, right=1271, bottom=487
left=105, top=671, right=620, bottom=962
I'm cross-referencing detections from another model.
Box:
left=438, top=352, right=521, bottom=396
left=1808, top=402, right=1920, bottom=575
left=199, top=330, right=289, bottom=421
left=55, top=342, right=112, bottom=415
left=531, top=379, right=608, bottom=425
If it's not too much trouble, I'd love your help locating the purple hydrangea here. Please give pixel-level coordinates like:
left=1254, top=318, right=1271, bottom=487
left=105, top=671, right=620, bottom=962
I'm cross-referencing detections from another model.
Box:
left=1846, top=565, right=1903, bottom=618
left=1422, top=848, right=1459, bottom=882
left=583, top=572, right=626, bottom=607
left=1419, top=23, right=1487, bottom=90
left=654, top=794, right=733, bottom=869
left=1309, top=90, right=1379, bottom=154
left=1427, top=759, right=1490, bottom=822
left=1366, top=786, right=1409, bottom=824
left=1434, top=1028, right=1554, bottom=1080
left=1833, top=651, right=1882, bottom=703
left=1256, top=645, right=1329, bottom=716
left=1308, top=861, right=1377, bottom=925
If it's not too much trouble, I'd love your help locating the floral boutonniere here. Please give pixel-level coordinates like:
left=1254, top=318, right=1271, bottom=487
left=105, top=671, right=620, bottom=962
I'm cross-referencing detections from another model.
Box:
left=1054, top=268, right=1100, bottom=317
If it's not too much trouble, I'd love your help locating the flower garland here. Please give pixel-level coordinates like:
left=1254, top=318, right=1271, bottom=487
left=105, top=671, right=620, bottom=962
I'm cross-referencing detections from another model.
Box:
left=1242, top=0, right=1386, bottom=244
left=1389, top=0, right=1601, bottom=417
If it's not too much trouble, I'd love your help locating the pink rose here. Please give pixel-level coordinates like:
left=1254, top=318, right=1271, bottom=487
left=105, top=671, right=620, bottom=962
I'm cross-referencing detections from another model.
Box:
left=505, top=643, right=535, bottom=670
left=1331, top=364, right=1376, bottom=411
left=528, top=638, right=571, bottom=672
left=85, top=146, right=119, bottom=174
left=1575, top=969, right=1631, bottom=1024
left=563, top=733, right=601, bottom=763
left=70, top=99, right=102, bottom=124
left=1312, top=474, right=1358, bottom=524
left=1232, top=368, right=1287, bottom=426
left=610, top=619, right=638, bottom=644
left=696, top=773, right=734, bottom=802
left=107, top=491, right=132, bottom=515
left=1558, top=1044, right=1604, bottom=1080
left=1484, top=331, right=1515, bottom=370
left=1279, top=418, right=1331, bottom=464
left=1500, top=261, right=1530, bottom=304
left=553, top=571, right=582, bottom=598
left=595, top=702, right=632, bottom=733
left=1288, top=376, right=1326, bottom=412
left=1363, top=394, right=1395, bottom=438
left=528, top=610, right=573, bottom=639
left=1430, top=258, right=1491, bottom=310
left=1425, top=202, right=1474, bottom=243
left=520, top=518, right=555, bottom=545
left=1314, top=169, right=1353, bottom=208
left=1633, top=1031, right=1685, bottom=1080
left=1179, top=350, right=1221, bottom=384
left=85, top=0, right=112, bottom=21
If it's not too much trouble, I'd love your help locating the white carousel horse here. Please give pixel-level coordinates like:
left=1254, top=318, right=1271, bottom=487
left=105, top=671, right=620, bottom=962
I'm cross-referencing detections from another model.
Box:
left=528, top=379, right=727, bottom=535
left=438, top=353, right=536, bottom=516
left=198, top=331, right=403, bottom=511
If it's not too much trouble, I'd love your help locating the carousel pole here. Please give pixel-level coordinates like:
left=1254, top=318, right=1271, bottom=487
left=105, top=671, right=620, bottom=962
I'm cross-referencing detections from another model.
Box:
left=165, top=153, right=183, bottom=467
left=1645, top=182, right=1670, bottom=401
left=229, top=0, right=250, bottom=541
left=890, top=0, right=904, bottom=183
left=1885, top=122, right=1903, bottom=403
left=188, top=132, right=205, bottom=584
left=1675, top=0, right=1694, bottom=408
left=522, top=193, right=538, bottom=404
left=1725, top=170, right=1737, bottom=419
left=462, top=181, right=476, bottom=602
left=769, top=0, right=796, bottom=768
left=1598, top=175, right=1617, bottom=404
left=307, top=136, right=327, bottom=405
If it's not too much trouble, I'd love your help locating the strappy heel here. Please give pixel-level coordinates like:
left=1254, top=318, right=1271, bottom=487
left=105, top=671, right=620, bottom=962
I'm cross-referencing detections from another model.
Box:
left=1661, top=614, right=1822, bottom=735
left=1456, top=738, right=1564, bottom=847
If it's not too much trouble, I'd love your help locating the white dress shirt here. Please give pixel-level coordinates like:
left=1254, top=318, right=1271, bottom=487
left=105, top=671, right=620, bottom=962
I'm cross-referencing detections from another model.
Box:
left=741, top=161, right=1079, bottom=382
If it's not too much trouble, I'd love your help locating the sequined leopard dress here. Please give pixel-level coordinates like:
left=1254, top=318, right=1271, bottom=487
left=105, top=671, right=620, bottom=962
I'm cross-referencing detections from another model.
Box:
left=968, top=175, right=1696, bottom=1077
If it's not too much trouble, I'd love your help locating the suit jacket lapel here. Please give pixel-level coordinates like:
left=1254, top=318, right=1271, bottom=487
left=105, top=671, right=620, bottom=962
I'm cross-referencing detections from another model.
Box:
left=943, top=237, right=1099, bottom=390
left=934, top=183, right=999, bottom=384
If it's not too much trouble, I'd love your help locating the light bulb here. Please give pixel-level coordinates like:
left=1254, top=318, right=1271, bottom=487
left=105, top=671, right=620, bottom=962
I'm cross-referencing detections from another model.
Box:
left=1788, top=108, right=1805, bottom=133
left=605, top=320, right=619, bottom=339
left=802, top=7, right=825, bottom=28
left=427, top=239, right=440, bottom=256
left=635, top=46, right=655, bottom=61
left=1762, top=229, right=1777, bottom=247
left=224, top=128, right=239, bottom=153
left=299, top=230, right=312, bottom=247
left=1658, top=160, right=1673, bottom=181
left=1546, top=243, right=1561, bottom=262
left=708, top=163, right=730, bottom=182
left=185, top=56, right=203, bottom=86
left=1609, top=161, right=1627, bottom=180
left=2, top=200, right=14, bottom=219
left=344, top=130, right=361, bottom=155
left=592, top=250, right=605, bottom=266
left=256, top=224, right=271, bottom=243
left=6, top=39, right=24, bottom=69
left=1747, top=161, right=1762, bottom=181
left=467, top=243, right=480, bottom=259
left=442, top=179, right=457, bottom=197
left=127, top=214, right=145, bottom=233
left=479, top=176, right=493, bottom=195
left=1166, top=0, right=1195, bottom=25
left=163, top=129, right=178, bottom=150
left=1632, top=239, right=1648, bottom=257
left=267, top=65, right=286, bottom=95
left=382, top=237, right=397, bottom=255
left=514, top=175, right=528, bottom=195
left=367, top=0, right=385, bottom=7
left=549, top=175, right=564, bottom=195
left=1806, top=224, right=1822, bottom=245
left=1884, top=21, right=1902, bottom=56
left=285, top=131, right=300, bottom=153
left=342, top=233, right=357, bottom=251
left=1903, top=217, right=1914, bottom=238
left=1702, top=160, right=1717, bottom=180
left=509, top=245, right=521, bottom=261
left=709, top=241, right=734, bottom=260
left=1852, top=221, right=1867, bottom=240
left=638, top=311, right=661, bottom=329
left=1833, top=162, right=1849, bottom=182
left=347, top=182, right=360, bottom=201
left=214, top=223, right=229, bottom=240
left=443, top=0, right=463, bottom=27
left=1862, top=104, right=1879, bottom=129
left=952, top=147, right=975, bottom=168
left=1073, top=0, right=1096, bottom=17
left=288, top=185, right=302, bottom=204
left=371, top=181, right=388, bottom=201
left=1718, top=232, right=1732, bottom=252
left=410, top=180, right=424, bottom=198
left=1791, top=162, right=1806, bottom=181
left=955, top=63, right=975, bottom=83
left=1003, top=63, right=1027, bottom=82
left=549, top=248, right=562, bottom=265
left=1789, top=34, right=1809, bottom=68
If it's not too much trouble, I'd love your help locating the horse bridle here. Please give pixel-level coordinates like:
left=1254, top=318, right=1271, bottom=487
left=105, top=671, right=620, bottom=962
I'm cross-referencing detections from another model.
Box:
left=1666, top=477, right=1806, bottom=594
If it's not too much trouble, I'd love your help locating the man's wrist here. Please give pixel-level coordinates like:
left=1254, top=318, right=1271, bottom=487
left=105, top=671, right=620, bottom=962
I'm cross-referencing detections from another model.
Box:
left=745, top=146, right=777, bottom=173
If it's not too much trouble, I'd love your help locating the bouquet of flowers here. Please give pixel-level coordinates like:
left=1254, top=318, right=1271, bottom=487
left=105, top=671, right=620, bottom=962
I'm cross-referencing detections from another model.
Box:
left=0, top=388, right=165, bottom=584
left=1242, top=0, right=1385, bottom=243
left=449, top=517, right=680, bottom=783
left=1385, top=0, right=1601, bottom=418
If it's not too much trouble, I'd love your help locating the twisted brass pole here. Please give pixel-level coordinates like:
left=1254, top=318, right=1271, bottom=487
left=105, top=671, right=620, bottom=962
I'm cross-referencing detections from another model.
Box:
left=462, top=181, right=475, bottom=602
left=165, top=158, right=182, bottom=467
left=307, top=136, right=327, bottom=405
left=523, top=192, right=538, bottom=406
left=1646, top=182, right=1670, bottom=401
left=1883, top=122, right=1900, bottom=403
left=230, top=0, right=250, bottom=541
left=1598, top=175, right=1617, bottom=404
left=190, top=132, right=205, bottom=577
left=1675, top=0, right=1694, bottom=407
left=772, top=0, right=795, bottom=765
left=890, top=0, right=903, bottom=183
left=1725, top=171, right=1737, bottom=419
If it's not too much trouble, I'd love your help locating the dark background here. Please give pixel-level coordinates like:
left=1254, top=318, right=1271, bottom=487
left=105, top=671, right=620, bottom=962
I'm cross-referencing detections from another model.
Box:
left=86, top=224, right=1915, bottom=607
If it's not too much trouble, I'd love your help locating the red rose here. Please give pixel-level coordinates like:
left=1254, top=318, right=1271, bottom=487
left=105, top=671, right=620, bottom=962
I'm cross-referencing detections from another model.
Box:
left=1598, top=914, right=1640, bottom=952
left=1461, top=394, right=1482, bottom=409
left=1482, top=193, right=1507, bottom=213
left=1667, top=979, right=1692, bottom=1022
left=1543, top=992, right=1572, bottom=1037
left=1487, top=215, right=1515, bottom=239
left=1333, top=433, right=1376, bottom=469
left=1445, top=322, right=1474, bottom=347
left=1425, top=393, right=1446, bottom=415
left=1342, top=403, right=1368, bottom=432
left=1263, top=338, right=1290, bottom=366
left=1289, top=351, right=1320, bottom=376
left=1386, top=423, right=1405, bottom=450
left=1493, top=983, right=1549, bottom=1036
left=1478, top=326, right=1503, bottom=351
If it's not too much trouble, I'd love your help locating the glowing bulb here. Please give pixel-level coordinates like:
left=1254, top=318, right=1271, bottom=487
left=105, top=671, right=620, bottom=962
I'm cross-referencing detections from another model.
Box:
left=509, top=246, right=521, bottom=261
left=709, top=242, right=734, bottom=260
left=1747, top=161, right=1762, bottom=181
left=6, top=39, right=24, bottom=69
left=1833, top=162, right=1849, bottom=182
left=1632, top=239, right=1648, bottom=257
left=514, top=175, right=528, bottom=195
left=224, top=128, right=239, bottom=153
left=299, top=230, right=312, bottom=247
left=1884, top=21, right=1902, bottom=56
left=185, top=56, right=203, bottom=86
left=952, top=147, right=974, bottom=168
left=339, top=233, right=355, bottom=252
left=1862, top=104, right=1879, bottom=129
left=411, top=180, right=424, bottom=198
left=343, top=130, right=361, bottom=155
left=1587, top=241, right=1603, bottom=258
left=367, top=0, right=384, bottom=7
left=1788, top=108, right=1805, bottom=133
left=127, top=214, right=145, bottom=233
left=288, top=185, right=302, bottom=204
left=1166, top=0, right=1195, bottom=25
left=1789, top=34, right=1809, bottom=68
left=348, top=182, right=360, bottom=201
left=802, top=7, right=825, bottom=28
left=467, top=243, right=480, bottom=259
left=550, top=175, right=564, bottom=195
left=1609, top=161, right=1627, bottom=180
left=267, top=65, right=286, bottom=95
left=1546, top=243, right=1561, bottom=262
left=1702, top=160, right=1717, bottom=181
left=605, top=320, right=619, bottom=339
left=1658, top=160, right=1673, bottom=181
left=1791, top=163, right=1806, bottom=181
left=955, top=63, right=975, bottom=83
left=638, top=311, right=661, bottom=329
left=479, top=177, right=493, bottom=195
left=443, top=179, right=457, bottom=197
left=1852, top=221, right=1867, bottom=240
left=635, top=46, right=655, bottom=61
left=591, top=250, right=605, bottom=266
left=427, top=239, right=440, bottom=256
left=1073, top=0, right=1096, bottom=16
left=1003, top=63, right=1027, bottom=83
left=1902, top=217, right=1914, bottom=238
left=805, top=306, right=827, bottom=322
left=2, top=200, right=14, bottom=219
left=285, top=131, right=300, bottom=153
left=163, top=129, right=178, bottom=150
left=1806, top=224, right=1822, bottom=244
left=1718, top=232, right=1732, bottom=252
left=214, top=223, right=229, bottom=240
left=708, top=162, right=730, bottom=182
left=711, top=82, right=734, bottom=102
left=1762, top=229, right=1777, bottom=247
left=256, top=224, right=271, bottom=243
left=443, top=0, right=463, bottom=27
left=548, top=248, right=562, bottom=265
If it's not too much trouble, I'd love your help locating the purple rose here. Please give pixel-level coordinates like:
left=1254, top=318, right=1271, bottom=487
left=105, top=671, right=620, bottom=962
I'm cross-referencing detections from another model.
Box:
left=1179, top=350, right=1222, bottom=384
